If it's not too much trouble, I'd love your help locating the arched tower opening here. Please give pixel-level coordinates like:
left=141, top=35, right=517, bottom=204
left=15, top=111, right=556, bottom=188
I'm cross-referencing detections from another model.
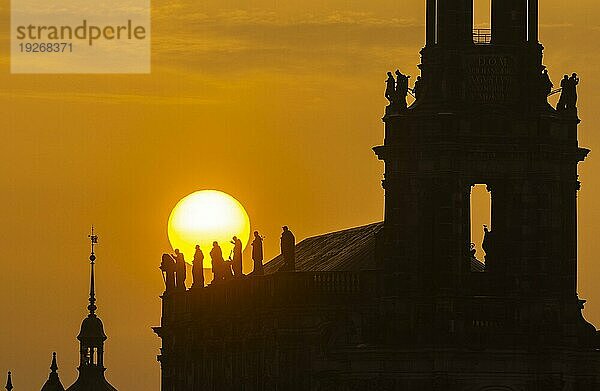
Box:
left=473, top=0, right=491, bottom=44
left=474, top=0, right=491, bottom=28
left=470, top=184, right=491, bottom=265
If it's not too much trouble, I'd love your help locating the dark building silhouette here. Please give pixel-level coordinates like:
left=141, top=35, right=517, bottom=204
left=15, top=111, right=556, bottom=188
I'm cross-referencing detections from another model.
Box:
left=65, top=231, right=118, bottom=391
left=154, top=1, right=600, bottom=389
left=3, top=231, right=121, bottom=391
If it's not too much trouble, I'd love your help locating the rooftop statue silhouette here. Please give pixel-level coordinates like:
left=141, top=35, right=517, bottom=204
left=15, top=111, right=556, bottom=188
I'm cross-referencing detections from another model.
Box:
left=482, top=225, right=496, bottom=267
left=557, top=75, right=569, bottom=110
left=159, top=253, right=176, bottom=293
left=413, top=75, right=423, bottom=101
left=66, top=228, right=118, bottom=391
left=395, top=70, right=410, bottom=109
left=567, top=73, right=580, bottom=109
left=210, top=241, right=226, bottom=283
left=279, top=226, right=296, bottom=272
left=223, top=255, right=234, bottom=280
left=251, top=231, right=264, bottom=275
left=231, top=236, right=243, bottom=278
left=385, top=70, right=411, bottom=112
left=384, top=72, right=397, bottom=105
left=469, top=242, right=477, bottom=260
left=541, top=69, right=553, bottom=101
left=40, top=353, right=65, bottom=391
left=172, top=249, right=187, bottom=291
left=191, top=245, right=204, bottom=289
left=558, top=73, right=580, bottom=112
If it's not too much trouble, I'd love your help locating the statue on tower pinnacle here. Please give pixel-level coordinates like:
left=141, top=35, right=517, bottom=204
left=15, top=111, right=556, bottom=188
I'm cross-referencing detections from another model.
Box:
left=384, top=69, right=412, bottom=113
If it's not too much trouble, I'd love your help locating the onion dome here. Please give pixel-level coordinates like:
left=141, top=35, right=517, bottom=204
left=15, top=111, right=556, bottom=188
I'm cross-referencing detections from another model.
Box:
left=77, top=315, right=107, bottom=344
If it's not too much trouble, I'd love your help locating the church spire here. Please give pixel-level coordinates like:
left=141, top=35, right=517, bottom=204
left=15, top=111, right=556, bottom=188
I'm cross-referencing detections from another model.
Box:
left=75, top=226, right=106, bottom=370
left=5, top=371, right=12, bottom=391
left=66, top=228, right=118, bottom=391
left=40, top=353, right=65, bottom=391
left=51, top=352, right=58, bottom=373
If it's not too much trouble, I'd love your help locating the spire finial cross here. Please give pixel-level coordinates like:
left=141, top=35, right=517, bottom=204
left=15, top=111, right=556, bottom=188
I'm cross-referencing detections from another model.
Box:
left=87, top=226, right=98, bottom=315
left=88, top=225, right=98, bottom=262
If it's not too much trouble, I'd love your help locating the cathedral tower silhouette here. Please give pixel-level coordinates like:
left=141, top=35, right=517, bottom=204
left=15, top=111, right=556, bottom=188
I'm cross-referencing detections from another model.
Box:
left=376, top=0, right=589, bottom=310
left=155, top=1, right=600, bottom=389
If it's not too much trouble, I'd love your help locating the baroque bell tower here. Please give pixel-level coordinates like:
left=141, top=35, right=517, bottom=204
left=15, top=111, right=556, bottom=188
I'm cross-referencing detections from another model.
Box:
left=374, top=0, right=598, bottom=362
left=66, top=229, right=118, bottom=391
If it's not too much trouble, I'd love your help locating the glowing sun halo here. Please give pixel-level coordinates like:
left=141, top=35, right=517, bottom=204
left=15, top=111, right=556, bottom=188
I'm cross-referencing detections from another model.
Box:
left=167, top=190, right=251, bottom=267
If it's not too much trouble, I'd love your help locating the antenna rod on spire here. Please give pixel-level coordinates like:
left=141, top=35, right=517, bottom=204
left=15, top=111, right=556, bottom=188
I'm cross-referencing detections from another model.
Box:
left=87, top=226, right=98, bottom=315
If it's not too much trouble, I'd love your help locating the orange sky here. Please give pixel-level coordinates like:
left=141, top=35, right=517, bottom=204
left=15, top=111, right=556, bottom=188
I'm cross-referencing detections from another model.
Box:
left=1, top=1, right=600, bottom=390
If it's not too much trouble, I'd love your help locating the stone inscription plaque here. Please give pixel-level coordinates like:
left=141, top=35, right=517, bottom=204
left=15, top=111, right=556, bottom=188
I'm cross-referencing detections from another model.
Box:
left=466, top=55, right=516, bottom=104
